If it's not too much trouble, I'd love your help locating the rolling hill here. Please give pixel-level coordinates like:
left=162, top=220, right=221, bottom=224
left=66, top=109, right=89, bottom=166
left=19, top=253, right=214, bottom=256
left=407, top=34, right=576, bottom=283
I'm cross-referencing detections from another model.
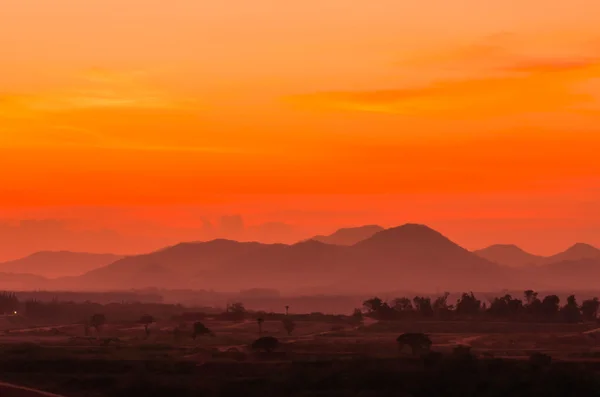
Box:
left=542, top=243, right=600, bottom=265
left=523, top=257, right=600, bottom=290
left=474, top=243, right=600, bottom=267
left=473, top=244, right=545, bottom=267
left=5, top=224, right=597, bottom=293
left=309, top=225, right=384, bottom=246
left=0, top=251, right=123, bottom=278
left=0, top=272, right=48, bottom=291
left=50, top=224, right=515, bottom=292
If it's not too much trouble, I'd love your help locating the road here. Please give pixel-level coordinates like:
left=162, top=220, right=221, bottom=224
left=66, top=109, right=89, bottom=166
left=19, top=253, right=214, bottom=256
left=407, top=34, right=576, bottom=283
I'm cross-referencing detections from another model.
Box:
left=0, top=381, right=66, bottom=397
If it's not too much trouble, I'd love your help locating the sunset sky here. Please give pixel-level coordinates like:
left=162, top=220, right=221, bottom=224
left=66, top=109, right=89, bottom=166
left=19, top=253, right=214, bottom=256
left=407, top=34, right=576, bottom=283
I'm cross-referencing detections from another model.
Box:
left=1, top=0, right=600, bottom=260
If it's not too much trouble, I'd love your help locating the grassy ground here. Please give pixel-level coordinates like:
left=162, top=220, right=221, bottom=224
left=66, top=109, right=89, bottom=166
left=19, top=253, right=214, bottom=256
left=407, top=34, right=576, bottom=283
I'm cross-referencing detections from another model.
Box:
left=2, top=319, right=600, bottom=396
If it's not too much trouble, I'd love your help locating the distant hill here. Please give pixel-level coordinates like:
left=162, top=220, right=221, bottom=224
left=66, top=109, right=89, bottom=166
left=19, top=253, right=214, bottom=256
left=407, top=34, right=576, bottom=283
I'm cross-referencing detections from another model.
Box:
left=0, top=272, right=48, bottom=291
left=343, top=224, right=515, bottom=291
left=474, top=243, right=600, bottom=267
left=49, top=224, right=515, bottom=292
left=542, top=243, right=600, bottom=265
left=523, top=257, right=600, bottom=290
left=7, top=225, right=598, bottom=293
left=0, top=251, right=123, bottom=278
left=309, top=225, right=384, bottom=246
left=473, top=244, right=545, bottom=267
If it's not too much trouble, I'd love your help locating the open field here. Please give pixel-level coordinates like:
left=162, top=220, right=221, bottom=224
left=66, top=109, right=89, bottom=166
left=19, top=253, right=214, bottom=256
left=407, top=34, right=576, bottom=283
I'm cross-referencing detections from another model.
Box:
left=2, top=317, right=600, bottom=396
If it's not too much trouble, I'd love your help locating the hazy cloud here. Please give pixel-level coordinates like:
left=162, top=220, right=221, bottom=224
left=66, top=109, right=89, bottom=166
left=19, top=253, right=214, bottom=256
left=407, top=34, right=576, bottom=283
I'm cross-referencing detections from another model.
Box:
left=286, top=41, right=600, bottom=118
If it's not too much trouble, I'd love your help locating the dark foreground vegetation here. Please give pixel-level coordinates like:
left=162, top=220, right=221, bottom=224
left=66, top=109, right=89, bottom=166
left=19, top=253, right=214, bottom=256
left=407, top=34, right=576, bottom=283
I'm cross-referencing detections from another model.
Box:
left=363, top=290, right=600, bottom=323
left=2, top=289, right=599, bottom=326
left=1, top=345, right=600, bottom=397
left=2, top=289, right=600, bottom=396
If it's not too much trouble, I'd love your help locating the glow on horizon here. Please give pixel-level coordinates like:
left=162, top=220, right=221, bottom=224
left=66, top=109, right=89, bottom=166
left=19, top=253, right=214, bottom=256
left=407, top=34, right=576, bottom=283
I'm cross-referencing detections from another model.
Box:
left=1, top=0, right=600, bottom=259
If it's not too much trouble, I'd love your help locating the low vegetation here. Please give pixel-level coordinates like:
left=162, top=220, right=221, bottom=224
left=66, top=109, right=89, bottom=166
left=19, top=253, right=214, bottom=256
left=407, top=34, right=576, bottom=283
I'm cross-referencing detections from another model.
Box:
left=1, top=289, right=600, bottom=396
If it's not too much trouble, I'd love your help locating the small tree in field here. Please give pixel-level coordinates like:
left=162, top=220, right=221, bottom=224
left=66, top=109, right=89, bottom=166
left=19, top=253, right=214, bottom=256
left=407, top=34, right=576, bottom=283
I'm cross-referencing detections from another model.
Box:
left=281, top=317, right=295, bottom=335
left=139, top=315, right=155, bottom=338
left=192, top=322, right=213, bottom=339
left=581, top=298, right=600, bottom=322
left=257, top=317, right=264, bottom=335
left=90, top=313, right=106, bottom=333
left=351, top=308, right=363, bottom=325
left=252, top=336, right=279, bottom=352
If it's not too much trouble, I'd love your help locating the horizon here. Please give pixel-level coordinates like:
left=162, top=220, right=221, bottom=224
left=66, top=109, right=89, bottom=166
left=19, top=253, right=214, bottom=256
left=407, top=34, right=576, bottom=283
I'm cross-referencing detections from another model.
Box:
left=2, top=1, right=600, bottom=270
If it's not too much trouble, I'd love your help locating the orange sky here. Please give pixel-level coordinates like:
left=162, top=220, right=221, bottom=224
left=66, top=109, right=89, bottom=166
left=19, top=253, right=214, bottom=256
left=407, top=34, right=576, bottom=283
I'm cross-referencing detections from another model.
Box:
left=1, top=0, right=600, bottom=260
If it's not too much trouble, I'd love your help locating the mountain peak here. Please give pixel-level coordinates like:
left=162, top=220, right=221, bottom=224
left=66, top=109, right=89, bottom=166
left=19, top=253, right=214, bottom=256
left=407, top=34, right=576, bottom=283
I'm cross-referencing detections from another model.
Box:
left=355, top=223, right=460, bottom=250
left=567, top=242, right=598, bottom=251
left=484, top=244, right=526, bottom=251
left=366, top=223, right=444, bottom=241
left=560, top=243, right=600, bottom=258
left=309, top=225, right=384, bottom=246
left=473, top=244, right=543, bottom=267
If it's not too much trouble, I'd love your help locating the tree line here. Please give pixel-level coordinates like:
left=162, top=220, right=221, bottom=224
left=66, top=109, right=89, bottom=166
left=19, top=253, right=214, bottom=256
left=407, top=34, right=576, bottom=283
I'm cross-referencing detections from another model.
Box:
left=361, top=290, right=600, bottom=322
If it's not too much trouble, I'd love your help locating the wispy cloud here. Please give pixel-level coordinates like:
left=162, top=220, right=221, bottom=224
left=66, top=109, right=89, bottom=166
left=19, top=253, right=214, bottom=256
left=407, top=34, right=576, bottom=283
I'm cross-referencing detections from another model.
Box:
left=286, top=38, right=600, bottom=118
left=0, top=126, right=243, bottom=154
left=0, top=68, right=198, bottom=118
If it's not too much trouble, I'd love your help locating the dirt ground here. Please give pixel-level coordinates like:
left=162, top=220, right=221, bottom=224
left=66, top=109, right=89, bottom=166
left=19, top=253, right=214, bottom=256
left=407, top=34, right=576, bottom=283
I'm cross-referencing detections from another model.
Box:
left=2, top=318, right=600, bottom=396
left=1, top=317, right=600, bottom=360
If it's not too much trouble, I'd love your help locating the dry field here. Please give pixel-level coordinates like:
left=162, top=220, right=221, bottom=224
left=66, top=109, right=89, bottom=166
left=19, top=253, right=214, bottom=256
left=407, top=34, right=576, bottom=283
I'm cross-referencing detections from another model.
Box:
left=2, top=317, right=600, bottom=396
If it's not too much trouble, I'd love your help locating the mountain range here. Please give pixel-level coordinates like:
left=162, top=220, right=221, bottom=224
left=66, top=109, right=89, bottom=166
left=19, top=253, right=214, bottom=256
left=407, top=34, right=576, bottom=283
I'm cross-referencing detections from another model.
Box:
left=0, top=224, right=599, bottom=293
left=0, top=251, right=123, bottom=278
left=474, top=242, right=600, bottom=267
left=309, top=225, right=384, bottom=245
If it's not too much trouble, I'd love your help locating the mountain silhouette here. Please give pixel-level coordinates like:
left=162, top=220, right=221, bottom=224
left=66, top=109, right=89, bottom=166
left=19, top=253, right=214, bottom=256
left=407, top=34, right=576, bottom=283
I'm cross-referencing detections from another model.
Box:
left=71, top=239, right=270, bottom=288
left=474, top=244, right=545, bottom=267
left=11, top=224, right=598, bottom=292
left=0, top=251, right=123, bottom=278
left=342, top=224, right=514, bottom=291
left=524, top=257, right=600, bottom=290
left=541, top=243, right=600, bottom=265
left=474, top=243, right=600, bottom=267
left=0, top=272, right=48, bottom=290
left=309, top=225, right=384, bottom=245
left=51, top=223, right=514, bottom=292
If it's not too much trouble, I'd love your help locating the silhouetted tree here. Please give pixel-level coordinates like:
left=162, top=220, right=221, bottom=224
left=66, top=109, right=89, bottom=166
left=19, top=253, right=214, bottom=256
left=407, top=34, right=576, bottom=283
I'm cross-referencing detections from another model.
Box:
left=524, top=290, right=538, bottom=305
left=90, top=313, right=106, bottom=332
left=396, top=333, right=432, bottom=356
left=488, top=294, right=523, bottom=318
left=351, top=308, right=363, bottom=325
left=139, top=314, right=155, bottom=338
left=524, top=290, right=543, bottom=317
left=561, top=295, right=582, bottom=323
left=392, top=297, right=413, bottom=312
left=455, top=292, right=481, bottom=317
left=0, top=292, right=19, bottom=314
left=541, top=295, right=560, bottom=319
left=192, top=322, right=213, bottom=339
left=251, top=336, right=279, bottom=352
left=362, top=297, right=394, bottom=320
left=281, top=317, right=295, bottom=335
left=581, top=297, right=600, bottom=321
left=433, top=292, right=453, bottom=318
left=363, top=297, right=385, bottom=314
left=257, top=317, right=264, bottom=335
left=413, top=296, right=434, bottom=317
left=285, top=305, right=289, bottom=315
